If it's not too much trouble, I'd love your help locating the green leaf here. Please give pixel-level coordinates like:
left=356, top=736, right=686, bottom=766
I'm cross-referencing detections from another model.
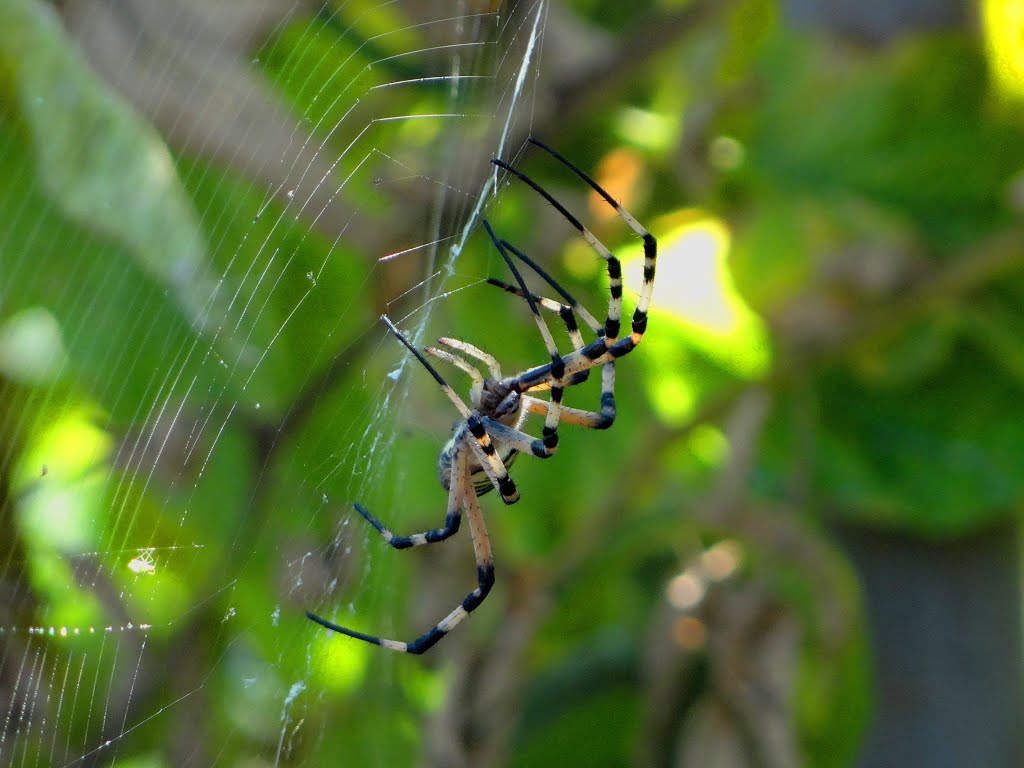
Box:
left=748, top=35, right=1024, bottom=251
left=0, top=0, right=213, bottom=327
left=0, top=118, right=218, bottom=421
left=0, top=0, right=236, bottom=421
left=813, top=345, right=1024, bottom=536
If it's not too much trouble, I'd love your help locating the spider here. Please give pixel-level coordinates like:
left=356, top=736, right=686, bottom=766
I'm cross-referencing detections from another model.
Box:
left=307, top=138, right=656, bottom=653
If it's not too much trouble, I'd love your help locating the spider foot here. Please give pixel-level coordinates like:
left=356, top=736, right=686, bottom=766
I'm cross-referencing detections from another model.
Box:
left=307, top=563, right=494, bottom=655
left=353, top=502, right=389, bottom=536
left=306, top=611, right=421, bottom=653
left=353, top=502, right=460, bottom=549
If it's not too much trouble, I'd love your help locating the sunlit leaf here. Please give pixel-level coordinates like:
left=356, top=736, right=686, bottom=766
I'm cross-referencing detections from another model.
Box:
left=628, top=209, right=771, bottom=423
left=983, top=0, right=1024, bottom=101
left=813, top=347, right=1024, bottom=536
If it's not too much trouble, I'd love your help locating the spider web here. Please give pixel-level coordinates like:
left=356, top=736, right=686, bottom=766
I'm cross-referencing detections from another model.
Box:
left=0, top=0, right=550, bottom=764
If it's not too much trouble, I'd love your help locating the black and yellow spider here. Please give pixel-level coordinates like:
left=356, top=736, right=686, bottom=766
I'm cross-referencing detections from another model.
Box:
left=307, top=138, right=656, bottom=653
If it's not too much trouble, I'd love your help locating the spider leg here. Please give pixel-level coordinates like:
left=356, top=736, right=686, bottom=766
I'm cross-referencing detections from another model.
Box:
left=464, top=423, right=521, bottom=503
left=487, top=278, right=587, bottom=347
left=491, top=139, right=657, bottom=393
left=435, top=337, right=502, bottom=379
left=510, top=299, right=615, bottom=429
left=423, top=349, right=563, bottom=452
left=382, top=315, right=519, bottom=504
left=348, top=439, right=468, bottom=549
left=307, top=437, right=494, bottom=654
left=484, top=221, right=563, bottom=459
left=483, top=280, right=590, bottom=390
left=423, top=346, right=484, bottom=386
left=522, top=366, right=616, bottom=429
left=382, top=315, right=474, bottom=418
left=484, top=280, right=586, bottom=389
left=480, top=417, right=556, bottom=458
left=493, top=237, right=603, bottom=336
left=527, top=136, right=657, bottom=343
left=524, top=137, right=659, bottom=344
left=492, top=159, right=624, bottom=343
left=486, top=236, right=602, bottom=386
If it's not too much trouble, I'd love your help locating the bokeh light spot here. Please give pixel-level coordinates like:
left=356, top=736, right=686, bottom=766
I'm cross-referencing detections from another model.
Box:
left=701, top=539, right=743, bottom=582
left=666, top=569, right=706, bottom=610
left=671, top=616, right=707, bottom=650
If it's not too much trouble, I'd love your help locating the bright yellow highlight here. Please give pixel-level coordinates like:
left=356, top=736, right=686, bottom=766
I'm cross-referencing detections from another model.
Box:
left=624, top=209, right=771, bottom=424
left=637, top=212, right=742, bottom=336
left=14, top=408, right=112, bottom=631
left=15, top=408, right=111, bottom=552
left=614, top=106, right=675, bottom=152
left=688, top=424, right=728, bottom=468
left=312, top=626, right=370, bottom=693
left=649, top=374, right=698, bottom=426
left=984, top=0, right=1024, bottom=100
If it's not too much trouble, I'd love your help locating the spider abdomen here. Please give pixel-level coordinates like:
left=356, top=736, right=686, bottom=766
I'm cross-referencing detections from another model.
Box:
left=471, top=449, right=518, bottom=497
left=438, top=430, right=519, bottom=497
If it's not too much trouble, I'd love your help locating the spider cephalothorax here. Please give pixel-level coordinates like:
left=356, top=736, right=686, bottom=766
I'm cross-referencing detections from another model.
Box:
left=455, top=377, right=525, bottom=495
left=436, top=375, right=525, bottom=494
left=308, top=138, right=656, bottom=653
left=473, top=377, right=522, bottom=422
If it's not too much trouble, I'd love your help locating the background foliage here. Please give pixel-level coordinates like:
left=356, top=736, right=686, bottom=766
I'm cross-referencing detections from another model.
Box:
left=1, top=0, right=1022, bottom=766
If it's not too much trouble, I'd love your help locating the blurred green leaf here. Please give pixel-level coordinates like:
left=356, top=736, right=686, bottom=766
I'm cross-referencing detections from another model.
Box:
left=0, top=0, right=212, bottom=324
left=0, top=116, right=217, bottom=421
left=747, top=35, right=1024, bottom=251
left=0, top=0, right=232, bottom=421
left=813, top=345, right=1024, bottom=536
